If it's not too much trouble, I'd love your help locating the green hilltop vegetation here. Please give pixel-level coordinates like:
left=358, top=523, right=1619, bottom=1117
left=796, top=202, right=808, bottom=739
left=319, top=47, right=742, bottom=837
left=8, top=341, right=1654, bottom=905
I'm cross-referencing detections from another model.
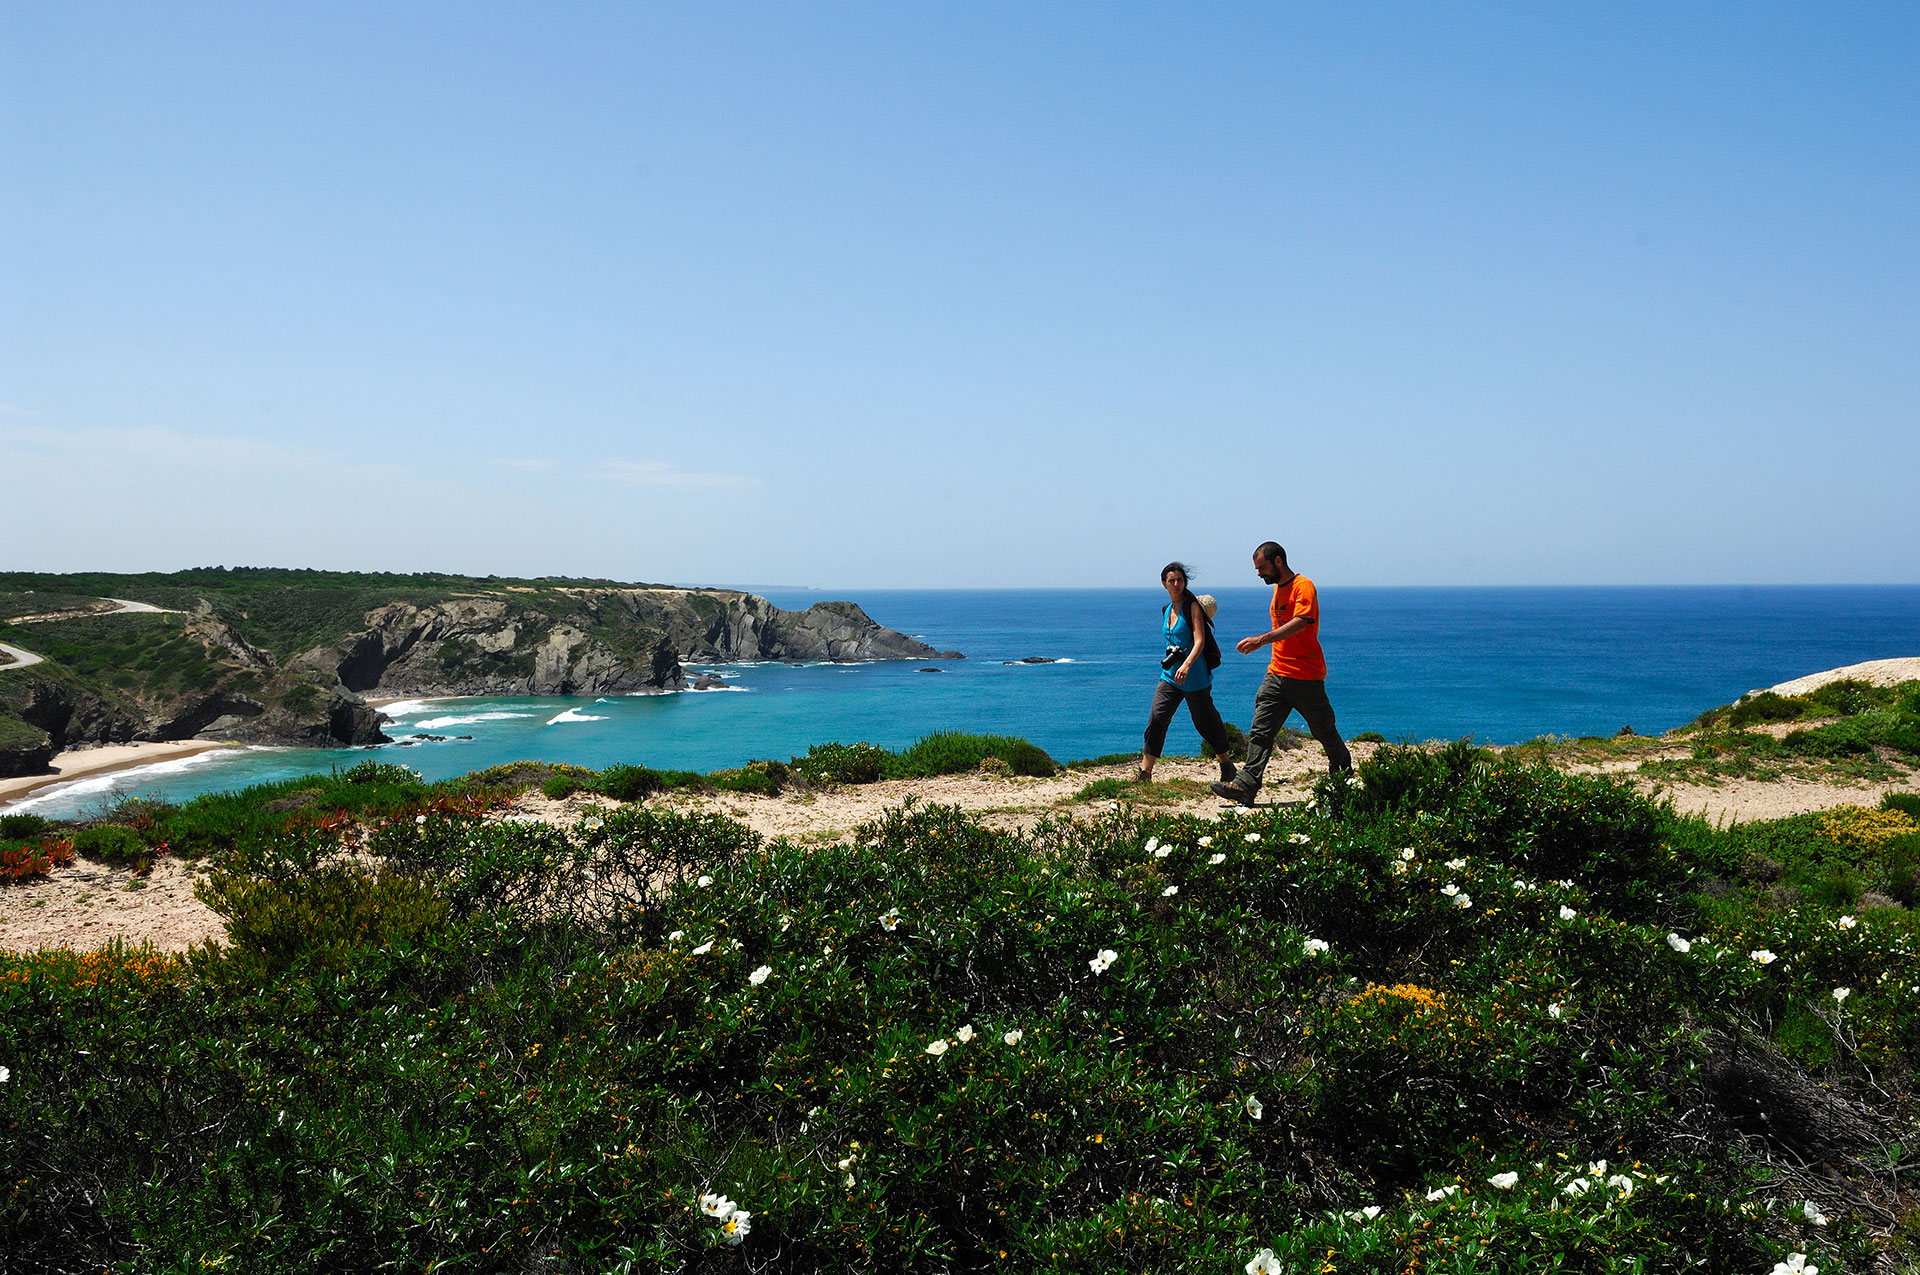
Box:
left=4, top=738, right=1920, bottom=1271
left=0, top=567, right=947, bottom=774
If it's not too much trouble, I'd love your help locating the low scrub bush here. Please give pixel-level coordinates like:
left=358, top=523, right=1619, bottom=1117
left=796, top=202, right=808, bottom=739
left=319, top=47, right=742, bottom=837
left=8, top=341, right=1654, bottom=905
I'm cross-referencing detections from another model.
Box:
left=594, top=762, right=663, bottom=802
left=0, top=813, right=52, bottom=840
left=0, top=760, right=1906, bottom=1271
left=69, top=825, right=150, bottom=866
left=892, top=731, right=1056, bottom=778
left=1200, top=718, right=1247, bottom=760
left=793, top=734, right=1057, bottom=783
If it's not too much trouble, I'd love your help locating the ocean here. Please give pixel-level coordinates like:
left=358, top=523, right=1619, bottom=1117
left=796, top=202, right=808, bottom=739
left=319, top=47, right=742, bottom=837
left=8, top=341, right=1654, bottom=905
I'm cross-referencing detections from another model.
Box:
left=12, top=585, right=1919, bottom=818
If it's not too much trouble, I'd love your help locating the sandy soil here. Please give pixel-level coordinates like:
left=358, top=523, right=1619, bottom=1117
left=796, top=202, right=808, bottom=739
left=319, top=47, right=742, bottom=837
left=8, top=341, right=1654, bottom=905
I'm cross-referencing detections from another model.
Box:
left=0, top=741, right=232, bottom=806
left=0, top=857, right=219, bottom=954
left=1767, top=657, right=1920, bottom=697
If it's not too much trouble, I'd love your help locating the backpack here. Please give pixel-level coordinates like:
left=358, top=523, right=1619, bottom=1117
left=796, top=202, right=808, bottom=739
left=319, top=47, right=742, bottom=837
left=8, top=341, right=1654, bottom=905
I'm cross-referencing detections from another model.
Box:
left=1168, top=593, right=1223, bottom=671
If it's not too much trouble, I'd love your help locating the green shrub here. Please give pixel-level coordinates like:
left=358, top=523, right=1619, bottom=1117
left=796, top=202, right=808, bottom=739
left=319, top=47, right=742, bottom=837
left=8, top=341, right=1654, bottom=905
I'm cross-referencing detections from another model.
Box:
left=891, top=731, right=1057, bottom=778
left=594, top=763, right=664, bottom=802
left=194, top=869, right=450, bottom=980
left=70, top=825, right=150, bottom=865
left=711, top=760, right=786, bottom=795
left=1883, top=792, right=1920, bottom=820
left=792, top=740, right=891, bottom=784
left=1351, top=730, right=1387, bottom=743
left=0, top=813, right=52, bottom=840
left=1074, top=777, right=1134, bottom=801
left=541, top=773, right=580, bottom=800
left=1200, top=719, right=1247, bottom=760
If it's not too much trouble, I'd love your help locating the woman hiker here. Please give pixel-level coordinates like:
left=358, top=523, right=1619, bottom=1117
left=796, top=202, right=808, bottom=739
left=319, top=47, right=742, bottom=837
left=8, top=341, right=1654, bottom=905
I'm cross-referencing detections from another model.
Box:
left=1138, top=562, right=1237, bottom=785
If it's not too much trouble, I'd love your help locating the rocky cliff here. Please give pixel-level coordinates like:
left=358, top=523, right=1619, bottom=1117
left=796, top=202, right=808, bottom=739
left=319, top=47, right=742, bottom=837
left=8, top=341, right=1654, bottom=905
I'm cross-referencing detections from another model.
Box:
left=0, top=579, right=959, bottom=767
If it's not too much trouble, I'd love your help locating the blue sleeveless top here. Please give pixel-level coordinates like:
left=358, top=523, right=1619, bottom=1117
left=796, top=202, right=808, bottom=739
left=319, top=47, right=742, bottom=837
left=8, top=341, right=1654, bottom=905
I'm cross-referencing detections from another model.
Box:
left=1160, top=602, right=1212, bottom=691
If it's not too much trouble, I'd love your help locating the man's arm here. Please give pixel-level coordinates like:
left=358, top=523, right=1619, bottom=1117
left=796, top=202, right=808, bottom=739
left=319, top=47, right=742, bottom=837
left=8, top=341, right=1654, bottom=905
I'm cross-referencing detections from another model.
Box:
left=1235, top=615, right=1312, bottom=656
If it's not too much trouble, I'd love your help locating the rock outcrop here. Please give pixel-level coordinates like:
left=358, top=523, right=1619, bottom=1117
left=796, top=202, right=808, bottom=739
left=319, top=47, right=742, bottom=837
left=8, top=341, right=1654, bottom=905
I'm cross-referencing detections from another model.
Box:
left=0, top=581, right=958, bottom=755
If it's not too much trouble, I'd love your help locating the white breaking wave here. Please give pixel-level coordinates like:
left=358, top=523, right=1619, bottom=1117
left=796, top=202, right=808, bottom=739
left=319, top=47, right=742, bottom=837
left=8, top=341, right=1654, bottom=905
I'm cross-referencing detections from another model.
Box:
left=5, top=748, right=243, bottom=812
left=376, top=699, right=448, bottom=719
left=413, top=712, right=535, bottom=730
left=547, top=707, right=610, bottom=725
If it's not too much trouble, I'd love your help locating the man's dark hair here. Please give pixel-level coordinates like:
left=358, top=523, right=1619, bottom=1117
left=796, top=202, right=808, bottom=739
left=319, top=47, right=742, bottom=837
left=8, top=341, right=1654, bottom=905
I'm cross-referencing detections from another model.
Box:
left=1254, top=541, right=1288, bottom=567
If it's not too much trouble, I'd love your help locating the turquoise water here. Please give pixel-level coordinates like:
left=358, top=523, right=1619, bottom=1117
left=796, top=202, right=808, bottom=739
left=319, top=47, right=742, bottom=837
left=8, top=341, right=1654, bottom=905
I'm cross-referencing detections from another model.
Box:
left=12, top=585, right=1919, bottom=818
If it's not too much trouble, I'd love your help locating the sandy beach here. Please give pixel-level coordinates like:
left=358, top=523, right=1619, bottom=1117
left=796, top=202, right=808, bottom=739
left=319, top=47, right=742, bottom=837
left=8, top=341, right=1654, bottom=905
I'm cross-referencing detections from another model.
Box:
left=0, top=741, right=232, bottom=807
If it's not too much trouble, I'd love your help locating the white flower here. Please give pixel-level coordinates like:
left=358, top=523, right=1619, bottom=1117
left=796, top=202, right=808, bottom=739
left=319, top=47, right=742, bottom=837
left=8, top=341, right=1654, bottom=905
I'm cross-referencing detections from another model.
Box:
left=1512, top=879, right=1533, bottom=892
left=1445, top=858, right=1466, bottom=870
left=1399, top=849, right=1416, bottom=861
left=1803, top=1200, right=1828, bottom=1226
left=1144, top=837, right=1160, bottom=855
left=1452, top=893, right=1473, bottom=909
left=1770, top=1255, right=1818, bottom=1275
left=699, top=1192, right=735, bottom=1217
left=1154, top=845, right=1173, bottom=858
left=1832, top=987, right=1850, bottom=1004
left=1245, top=1094, right=1263, bottom=1120
left=1667, top=933, right=1691, bottom=953
left=1208, top=852, right=1227, bottom=865
left=779, top=915, right=792, bottom=933
left=1563, top=1177, right=1591, bottom=1197
left=696, top=875, right=713, bottom=887
left=1089, top=948, right=1119, bottom=974
left=955, top=1024, right=976, bottom=1043
left=1198, top=835, right=1214, bottom=848
left=1340, top=1204, right=1382, bottom=1221
left=1440, top=883, right=1460, bottom=897
left=1290, top=832, right=1310, bottom=845
left=1245, top=1249, right=1284, bottom=1275
left=0, top=1066, right=9, bottom=1084
left=720, top=1208, right=752, bottom=1245
left=1392, top=860, right=1408, bottom=876
left=1836, top=915, right=1858, bottom=930
left=1302, top=937, right=1329, bottom=955
left=1588, top=1159, right=1608, bottom=1175
left=1606, top=1174, right=1635, bottom=1197
left=1162, top=885, right=1179, bottom=897
left=668, top=930, right=685, bottom=942
left=925, top=1038, right=949, bottom=1057
left=1559, top=905, right=1577, bottom=921
left=1750, top=949, right=1778, bottom=965
left=1003, top=1029, right=1023, bottom=1046
left=584, top=815, right=604, bottom=831
left=879, top=908, right=902, bottom=932
left=1425, top=1184, right=1460, bottom=1201
left=1548, top=1003, right=1563, bottom=1019
left=690, top=941, right=714, bottom=956
left=1488, top=1171, right=1519, bottom=1189
left=1245, top=832, right=1262, bottom=843
left=415, top=814, right=427, bottom=825
left=748, top=965, right=772, bottom=986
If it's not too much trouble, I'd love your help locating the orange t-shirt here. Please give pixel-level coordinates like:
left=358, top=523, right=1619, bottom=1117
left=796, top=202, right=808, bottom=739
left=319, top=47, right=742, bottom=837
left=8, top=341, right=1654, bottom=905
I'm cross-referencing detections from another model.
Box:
left=1267, top=574, right=1328, bottom=680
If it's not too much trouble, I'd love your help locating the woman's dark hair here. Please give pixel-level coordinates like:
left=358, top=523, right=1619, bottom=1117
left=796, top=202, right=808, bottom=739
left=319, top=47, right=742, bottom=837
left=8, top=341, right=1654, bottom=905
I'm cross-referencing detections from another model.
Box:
left=1160, top=561, right=1192, bottom=584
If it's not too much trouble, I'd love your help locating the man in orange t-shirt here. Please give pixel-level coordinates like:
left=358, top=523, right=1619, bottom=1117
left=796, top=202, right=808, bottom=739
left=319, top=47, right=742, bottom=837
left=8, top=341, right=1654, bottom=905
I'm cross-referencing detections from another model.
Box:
left=1210, top=541, right=1352, bottom=805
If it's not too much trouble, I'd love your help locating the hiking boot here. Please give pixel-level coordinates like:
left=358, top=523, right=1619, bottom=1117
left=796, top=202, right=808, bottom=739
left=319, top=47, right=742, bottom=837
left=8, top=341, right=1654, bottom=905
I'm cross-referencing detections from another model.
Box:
left=1217, top=757, right=1238, bottom=785
left=1209, top=779, right=1257, bottom=807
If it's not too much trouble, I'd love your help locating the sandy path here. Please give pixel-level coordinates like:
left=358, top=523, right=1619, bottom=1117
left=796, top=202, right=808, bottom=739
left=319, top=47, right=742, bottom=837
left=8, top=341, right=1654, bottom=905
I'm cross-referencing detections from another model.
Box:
left=0, top=642, right=44, bottom=672
left=6, top=702, right=1916, bottom=954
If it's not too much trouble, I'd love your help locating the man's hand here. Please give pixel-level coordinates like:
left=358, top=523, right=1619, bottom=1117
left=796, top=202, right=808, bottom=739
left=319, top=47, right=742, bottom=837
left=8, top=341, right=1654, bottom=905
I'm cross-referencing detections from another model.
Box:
left=1236, top=635, right=1265, bottom=655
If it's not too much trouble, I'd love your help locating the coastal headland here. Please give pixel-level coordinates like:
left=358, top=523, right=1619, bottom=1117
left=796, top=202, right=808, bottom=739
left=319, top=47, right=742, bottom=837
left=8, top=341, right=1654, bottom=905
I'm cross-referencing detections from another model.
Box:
left=0, top=568, right=960, bottom=778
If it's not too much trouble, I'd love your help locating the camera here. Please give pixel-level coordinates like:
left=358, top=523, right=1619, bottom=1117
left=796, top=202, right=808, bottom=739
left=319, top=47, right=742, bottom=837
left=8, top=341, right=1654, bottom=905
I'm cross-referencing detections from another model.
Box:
left=1161, top=645, right=1186, bottom=670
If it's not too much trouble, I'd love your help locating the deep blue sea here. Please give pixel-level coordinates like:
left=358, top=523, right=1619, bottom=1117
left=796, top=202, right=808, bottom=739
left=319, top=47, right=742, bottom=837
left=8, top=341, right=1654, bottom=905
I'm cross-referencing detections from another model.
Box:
left=12, top=586, right=1919, bottom=818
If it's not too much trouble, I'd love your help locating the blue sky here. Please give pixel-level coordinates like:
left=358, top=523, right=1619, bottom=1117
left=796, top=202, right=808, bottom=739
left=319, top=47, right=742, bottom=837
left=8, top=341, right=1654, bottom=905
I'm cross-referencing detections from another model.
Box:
left=4, top=4, right=1915, bottom=587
